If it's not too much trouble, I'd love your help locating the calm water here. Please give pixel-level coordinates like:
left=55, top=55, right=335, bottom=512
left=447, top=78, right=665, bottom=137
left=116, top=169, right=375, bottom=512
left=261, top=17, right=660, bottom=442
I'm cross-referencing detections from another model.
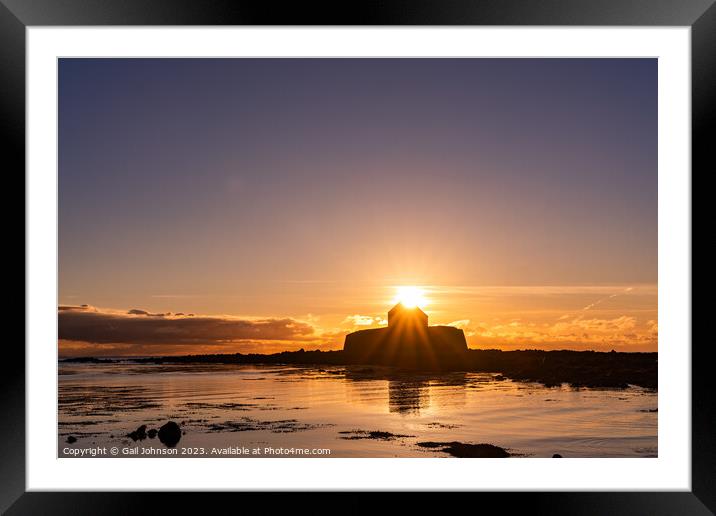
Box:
left=58, top=362, right=657, bottom=458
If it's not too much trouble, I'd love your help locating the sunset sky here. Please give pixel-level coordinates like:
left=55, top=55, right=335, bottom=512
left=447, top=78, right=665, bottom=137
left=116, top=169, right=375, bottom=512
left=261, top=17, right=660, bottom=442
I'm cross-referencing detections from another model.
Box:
left=58, top=58, right=657, bottom=356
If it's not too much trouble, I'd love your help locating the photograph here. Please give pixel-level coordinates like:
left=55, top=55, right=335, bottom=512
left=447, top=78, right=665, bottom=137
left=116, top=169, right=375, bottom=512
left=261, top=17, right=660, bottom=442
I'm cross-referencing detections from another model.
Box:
left=57, top=57, right=659, bottom=459
left=4, top=0, right=709, bottom=507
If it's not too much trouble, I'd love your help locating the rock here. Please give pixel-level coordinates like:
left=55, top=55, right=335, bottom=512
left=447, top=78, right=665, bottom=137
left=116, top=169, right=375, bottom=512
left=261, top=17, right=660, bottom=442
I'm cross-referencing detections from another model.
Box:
left=417, top=441, right=510, bottom=458
left=338, top=430, right=414, bottom=440
left=127, top=424, right=147, bottom=441
left=147, top=428, right=157, bottom=438
left=158, top=421, right=182, bottom=448
left=552, top=453, right=563, bottom=458
left=66, top=435, right=77, bottom=444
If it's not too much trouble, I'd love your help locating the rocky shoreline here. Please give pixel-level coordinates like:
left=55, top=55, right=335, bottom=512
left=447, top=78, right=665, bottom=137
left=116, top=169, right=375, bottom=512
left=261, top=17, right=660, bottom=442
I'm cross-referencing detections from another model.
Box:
left=62, top=349, right=657, bottom=389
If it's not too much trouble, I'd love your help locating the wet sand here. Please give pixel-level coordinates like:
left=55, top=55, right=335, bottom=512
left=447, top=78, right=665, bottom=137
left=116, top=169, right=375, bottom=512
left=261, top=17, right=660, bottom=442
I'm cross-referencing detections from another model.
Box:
left=58, top=362, right=657, bottom=458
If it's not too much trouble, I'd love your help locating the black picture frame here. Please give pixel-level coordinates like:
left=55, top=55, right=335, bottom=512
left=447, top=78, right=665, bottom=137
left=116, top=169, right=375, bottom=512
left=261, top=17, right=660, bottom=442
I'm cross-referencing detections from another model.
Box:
left=5, top=0, right=710, bottom=513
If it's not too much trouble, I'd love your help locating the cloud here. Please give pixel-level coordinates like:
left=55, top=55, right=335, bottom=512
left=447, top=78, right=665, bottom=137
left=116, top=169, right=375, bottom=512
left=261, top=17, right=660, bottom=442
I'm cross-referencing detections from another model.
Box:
left=551, top=315, right=637, bottom=335
left=582, top=289, right=631, bottom=311
left=430, top=285, right=653, bottom=297
left=58, top=304, right=95, bottom=312
left=58, top=306, right=315, bottom=346
left=127, top=309, right=172, bottom=317
left=342, top=314, right=378, bottom=326
left=459, top=314, right=656, bottom=351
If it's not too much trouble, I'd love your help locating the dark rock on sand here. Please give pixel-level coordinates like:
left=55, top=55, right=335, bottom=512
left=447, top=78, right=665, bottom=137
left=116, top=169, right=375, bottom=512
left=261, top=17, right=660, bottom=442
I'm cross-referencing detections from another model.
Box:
left=147, top=428, right=157, bottom=438
left=417, top=441, right=510, bottom=458
left=66, top=435, right=77, bottom=444
left=461, top=349, right=656, bottom=389
left=338, top=430, right=414, bottom=440
left=127, top=424, right=147, bottom=441
left=208, top=418, right=329, bottom=434
left=158, top=421, right=182, bottom=448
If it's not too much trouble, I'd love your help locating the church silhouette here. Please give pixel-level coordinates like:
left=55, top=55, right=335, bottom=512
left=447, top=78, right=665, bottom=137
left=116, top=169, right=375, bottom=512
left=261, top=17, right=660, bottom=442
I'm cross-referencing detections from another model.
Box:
left=343, top=303, right=468, bottom=370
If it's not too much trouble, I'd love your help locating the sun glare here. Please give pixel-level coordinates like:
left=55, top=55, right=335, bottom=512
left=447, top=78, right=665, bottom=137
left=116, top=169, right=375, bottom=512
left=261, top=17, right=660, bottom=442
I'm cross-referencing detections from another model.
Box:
left=393, top=286, right=428, bottom=309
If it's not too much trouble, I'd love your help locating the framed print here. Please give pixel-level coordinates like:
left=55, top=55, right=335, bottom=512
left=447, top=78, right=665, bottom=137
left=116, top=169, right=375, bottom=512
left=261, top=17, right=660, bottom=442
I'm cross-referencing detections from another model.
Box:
left=5, top=0, right=711, bottom=513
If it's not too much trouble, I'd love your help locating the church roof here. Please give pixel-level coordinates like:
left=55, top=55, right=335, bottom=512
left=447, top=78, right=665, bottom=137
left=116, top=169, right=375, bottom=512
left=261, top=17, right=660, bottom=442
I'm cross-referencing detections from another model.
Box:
left=388, top=303, right=427, bottom=317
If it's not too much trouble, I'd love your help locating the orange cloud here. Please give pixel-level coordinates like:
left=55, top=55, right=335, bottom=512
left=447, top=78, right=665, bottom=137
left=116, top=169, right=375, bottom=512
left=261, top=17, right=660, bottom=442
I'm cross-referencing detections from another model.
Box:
left=460, top=315, right=656, bottom=351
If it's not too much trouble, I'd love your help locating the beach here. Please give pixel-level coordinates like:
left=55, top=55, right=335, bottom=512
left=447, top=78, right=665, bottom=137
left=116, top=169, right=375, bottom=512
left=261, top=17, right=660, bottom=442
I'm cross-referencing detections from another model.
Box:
left=59, top=361, right=657, bottom=458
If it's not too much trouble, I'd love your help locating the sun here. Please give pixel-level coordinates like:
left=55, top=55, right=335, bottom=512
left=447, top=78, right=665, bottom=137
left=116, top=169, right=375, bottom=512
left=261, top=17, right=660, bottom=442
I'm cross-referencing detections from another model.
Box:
left=393, top=286, right=428, bottom=309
